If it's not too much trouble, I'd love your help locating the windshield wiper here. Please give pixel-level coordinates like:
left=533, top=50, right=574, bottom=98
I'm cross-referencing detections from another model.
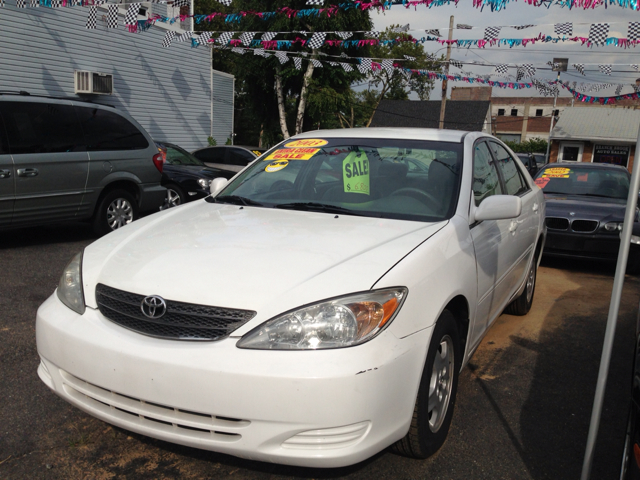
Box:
left=274, top=202, right=361, bottom=215
left=214, top=195, right=264, bottom=207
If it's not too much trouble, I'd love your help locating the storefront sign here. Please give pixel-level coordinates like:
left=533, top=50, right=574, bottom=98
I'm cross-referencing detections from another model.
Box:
left=593, top=145, right=630, bottom=168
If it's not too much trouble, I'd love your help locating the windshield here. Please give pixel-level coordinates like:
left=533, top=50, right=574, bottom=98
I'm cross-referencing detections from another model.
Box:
left=534, top=165, right=629, bottom=199
left=211, top=137, right=463, bottom=222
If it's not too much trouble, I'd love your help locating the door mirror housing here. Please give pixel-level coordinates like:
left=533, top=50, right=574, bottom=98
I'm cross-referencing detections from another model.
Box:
left=209, top=177, right=228, bottom=196
left=474, top=195, right=522, bottom=222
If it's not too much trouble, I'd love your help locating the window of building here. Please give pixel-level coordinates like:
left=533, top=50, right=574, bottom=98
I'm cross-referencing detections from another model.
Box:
left=535, top=109, right=543, bottom=117
left=497, top=109, right=505, bottom=116
left=510, top=109, right=518, bottom=116
left=553, top=109, right=560, bottom=117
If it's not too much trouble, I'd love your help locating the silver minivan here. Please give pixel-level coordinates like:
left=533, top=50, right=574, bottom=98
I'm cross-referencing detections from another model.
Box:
left=0, top=94, right=165, bottom=235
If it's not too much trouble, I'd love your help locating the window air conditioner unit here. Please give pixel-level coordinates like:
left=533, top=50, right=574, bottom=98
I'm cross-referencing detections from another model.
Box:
left=74, top=71, right=114, bottom=95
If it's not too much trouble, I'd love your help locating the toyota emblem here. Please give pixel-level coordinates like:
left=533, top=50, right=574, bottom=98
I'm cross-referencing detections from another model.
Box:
left=141, top=295, right=167, bottom=319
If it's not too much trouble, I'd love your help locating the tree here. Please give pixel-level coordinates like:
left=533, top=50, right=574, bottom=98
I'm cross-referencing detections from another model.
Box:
left=362, top=26, right=443, bottom=127
left=195, top=0, right=373, bottom=143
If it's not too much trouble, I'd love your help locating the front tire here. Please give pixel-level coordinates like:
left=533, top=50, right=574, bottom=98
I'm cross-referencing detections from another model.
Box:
left=162, top=184, right=186, bottom=209
left=393, top=310, right=461, bottom=459
left=92, top=189, right=138, bottom=236
left=505, top=258, right=537, bottom=316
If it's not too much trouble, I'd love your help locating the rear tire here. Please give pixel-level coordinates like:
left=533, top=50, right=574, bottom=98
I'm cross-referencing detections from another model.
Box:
left=505, top=258, right=537, bottom=316
left=393, top=310, right=461, bottom=459
left=92, top=189, right=138, bottom=236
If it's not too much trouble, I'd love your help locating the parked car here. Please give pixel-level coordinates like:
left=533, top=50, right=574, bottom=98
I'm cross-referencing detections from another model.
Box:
left=622, top=300, right=640, bottom=479
left=191, top=145, right=266, bottom=173
left=36, top=129, right=545, bottom=468
left=0, top=93, right=165, bottom=235
left=156, top=141, right=235, bottom=209
left=517, top=152, right=546, bottom=177
left=534, top=163, right=640, bottom=273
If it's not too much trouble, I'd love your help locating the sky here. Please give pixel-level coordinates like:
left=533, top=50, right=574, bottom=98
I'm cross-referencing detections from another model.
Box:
left=367, top=0, right=639, bottom=99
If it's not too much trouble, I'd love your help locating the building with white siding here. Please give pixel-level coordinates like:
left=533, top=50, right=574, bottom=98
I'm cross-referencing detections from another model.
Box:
left=0, top=0, right=234, bottom=150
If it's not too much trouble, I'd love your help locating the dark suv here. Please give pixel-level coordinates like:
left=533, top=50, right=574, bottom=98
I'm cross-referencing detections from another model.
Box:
left=0, top=94, right=165, bottom=235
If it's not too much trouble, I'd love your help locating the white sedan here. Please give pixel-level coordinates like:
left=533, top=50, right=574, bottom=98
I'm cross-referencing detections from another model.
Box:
left=36, top=128, right=545, bottom=468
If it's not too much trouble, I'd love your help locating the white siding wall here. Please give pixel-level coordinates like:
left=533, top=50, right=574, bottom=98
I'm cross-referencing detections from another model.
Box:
left=0, top=1, right=234, bottom=151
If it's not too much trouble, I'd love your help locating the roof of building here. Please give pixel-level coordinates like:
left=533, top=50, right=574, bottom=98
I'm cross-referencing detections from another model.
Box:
left=550, top=107, right=640, bottom=143
left=369, top=100, right=490, bottom=132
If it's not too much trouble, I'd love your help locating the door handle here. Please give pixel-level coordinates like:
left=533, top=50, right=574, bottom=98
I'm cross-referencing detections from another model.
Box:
left=532, top=202, right=539, bottom=212
left=17, top=168, right=38, bottom=177
left=509, top=220, right=518, bottom=233
left=0, top=169, right=10, bottom=179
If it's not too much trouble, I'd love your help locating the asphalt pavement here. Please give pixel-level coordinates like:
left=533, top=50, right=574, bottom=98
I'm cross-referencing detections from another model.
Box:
left=1, top=221, right=639, bottom=479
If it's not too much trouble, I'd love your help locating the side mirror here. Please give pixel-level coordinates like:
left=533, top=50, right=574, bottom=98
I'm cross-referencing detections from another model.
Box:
left=475, top=195, right=522, bottom=222
left=209, top=177, right=228, bottom=196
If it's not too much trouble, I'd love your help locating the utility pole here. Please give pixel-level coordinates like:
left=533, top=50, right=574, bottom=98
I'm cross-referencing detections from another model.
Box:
left=544, top=58, right=568, bottom=163
left=438, top=15, right=454, bottom=130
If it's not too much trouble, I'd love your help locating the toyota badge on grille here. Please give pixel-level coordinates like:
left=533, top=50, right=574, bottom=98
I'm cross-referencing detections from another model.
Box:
left=141, top=295, right=167, bottom=319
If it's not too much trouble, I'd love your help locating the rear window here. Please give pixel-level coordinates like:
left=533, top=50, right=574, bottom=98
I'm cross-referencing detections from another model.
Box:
left=75, top=106, right=148, bottom=151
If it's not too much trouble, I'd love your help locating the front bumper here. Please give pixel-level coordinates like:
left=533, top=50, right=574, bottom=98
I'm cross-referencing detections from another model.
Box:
left=543, top=230, right=622, bottom=261
left=36, top=293, right=430, bottom=468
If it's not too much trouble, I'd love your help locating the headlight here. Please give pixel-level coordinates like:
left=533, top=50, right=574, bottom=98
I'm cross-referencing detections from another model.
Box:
left=198, top=178, right=212, bottom=188
left=237, top=288, right=407, bottom=350
left=631, top=235, right=640, bottom=245
left=56, top=251, right=85, bottom=314
left=605, top=222, right=623, bottom=232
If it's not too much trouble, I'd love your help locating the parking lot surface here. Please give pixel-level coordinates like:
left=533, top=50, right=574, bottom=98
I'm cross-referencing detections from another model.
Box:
left=1, top=222, right=639, bottom=479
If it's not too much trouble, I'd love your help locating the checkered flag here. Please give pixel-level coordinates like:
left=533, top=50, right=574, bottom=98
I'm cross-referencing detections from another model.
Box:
left=484, top=26, right=501, bottom=41
left=293, top=57, right=302, bottom=70
left=589, top=23, right=610, bottom=46
left=328, top=61, right=339, bottom=66
left=239, top=32, right=255, bottom=46
left=599, top=64, right=612, bottom=75
left=457, top=24, right=472, bottom=29
left=494, top=64, right=509, bottom=76
left=307, top=32, right=326, bottom=49
left=50, top=0, right=61, bottom=7
left=216, top=31, right=233, bottom=45
left=554, top=23, right=573, bottom=36
left=275, top=51, right=288, bottom=64
left=572, top=64, right=586, bottom=75
left=231, top=47, right=246, bottom=54
left=30, top=0, right=38, bottom=7
left=615, top=84, right=623, bottom=95
left=173, top=0, right=189, bottom=6
left=628, top=22, right=640, bottom=42
left=513, top=24, right=535, bottom=30
left=381, top=59, right=394, bottom=74
left=632, top=64, right=639, bottom=71
left=450, top=60, right=463, bottom=69
left=392, top=24, right=410, bottom=33
left=516, top=64, right=535, bottom=81
left=107, top=5, right=118, bottom=29
left=306, top=0, right=324, bottom=4
left=161, top=30, right=176, bottom=47
left=16, top=0, right=25, bottom=7
left=311, top=59, right=322, bottom=68
left=261, top=32, right=277, bottom=42
left=340, top=63, right=353, bottom=72
left=365, top=31, right=379, bottom=38
left=197, top=32, right=212, bottom=45
left=357, top=58, right=372, bottom=74
left=335, top=31, right=353, bottom=39
left=124, top=3, right=140, bottom=26
left=253, top=48, right=265, bottom=56
left=176, top=31, right=192, bottom=42
left=86, top=6, right=97, bottom=29
left=425, top=29, right=441, bottom=37
left=403, top=55, right=416, bottom=61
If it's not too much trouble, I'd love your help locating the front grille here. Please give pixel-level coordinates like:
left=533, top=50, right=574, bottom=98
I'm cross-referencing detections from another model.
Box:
left=95, top=284, right=256, bottom=341
left=571, top=220, right=599, bottom=233
left=546, top=217, right=569, bottom=230
left=60, top=370, right=248, bottom=443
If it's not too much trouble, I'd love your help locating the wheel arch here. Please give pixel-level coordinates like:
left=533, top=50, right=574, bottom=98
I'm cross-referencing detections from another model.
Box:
left=94, top=180, right=141, bottom=213
left=442, top=295, right=470, bottom=356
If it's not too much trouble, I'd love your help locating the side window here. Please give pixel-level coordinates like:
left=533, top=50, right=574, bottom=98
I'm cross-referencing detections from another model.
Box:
left=0, top=112, right=9, bottom=155
left=0, top=102, right=82, bottom=154
left=194, top=148, right=225, bottom=163
left=74, top=107, right=148, bottom=151
left=489, top=142, right=529, bottom=196
left=473, top=142, right=503, bottom=206
left=228, top=148, right=255, bottom=166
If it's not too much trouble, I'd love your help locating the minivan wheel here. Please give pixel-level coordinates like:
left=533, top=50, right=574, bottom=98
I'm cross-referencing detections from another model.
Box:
left=393, top=310, right=461, bottom=459
left=92, top=189, right=138, bottom=236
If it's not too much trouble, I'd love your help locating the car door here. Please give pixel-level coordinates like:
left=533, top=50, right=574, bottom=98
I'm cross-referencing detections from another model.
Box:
left=0, top=100, right=90, bottom=227
left=489, top=141, right=538, bottom=301
left=0, top=111, right=14, bottom=226
left=468, top=140, right=514, bottom=346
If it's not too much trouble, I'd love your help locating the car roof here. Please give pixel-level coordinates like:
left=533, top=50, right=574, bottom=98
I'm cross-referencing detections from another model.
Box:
left=291, top=128, right=468, bottom=143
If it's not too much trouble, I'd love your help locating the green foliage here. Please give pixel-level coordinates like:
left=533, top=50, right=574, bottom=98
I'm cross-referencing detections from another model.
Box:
left=207, top=136, right=217, bottom=146
left=503, top=138, right=549, bottom=153
left=225, top=137, right=232, bottom=145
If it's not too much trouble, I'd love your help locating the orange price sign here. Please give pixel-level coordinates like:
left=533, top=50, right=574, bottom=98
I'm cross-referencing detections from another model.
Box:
left=284, top=139, right=328, bottom=148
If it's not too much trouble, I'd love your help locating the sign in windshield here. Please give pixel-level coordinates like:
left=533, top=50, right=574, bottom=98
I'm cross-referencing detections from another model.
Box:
left=535, top=165, right=629, bottom=199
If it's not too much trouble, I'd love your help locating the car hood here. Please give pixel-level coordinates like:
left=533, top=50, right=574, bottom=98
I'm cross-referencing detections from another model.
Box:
left=544, top=194, right=627, bottom=222
left=82, top=201, right=446, bottom=333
